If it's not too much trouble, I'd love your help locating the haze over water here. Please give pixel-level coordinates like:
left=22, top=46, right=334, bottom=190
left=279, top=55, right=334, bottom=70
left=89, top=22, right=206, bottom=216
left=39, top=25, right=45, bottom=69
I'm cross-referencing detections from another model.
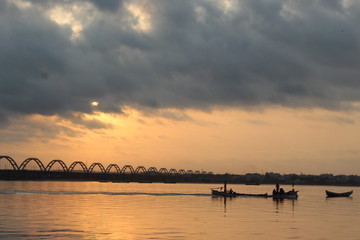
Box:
left=0, top=181, right=359, bottom=240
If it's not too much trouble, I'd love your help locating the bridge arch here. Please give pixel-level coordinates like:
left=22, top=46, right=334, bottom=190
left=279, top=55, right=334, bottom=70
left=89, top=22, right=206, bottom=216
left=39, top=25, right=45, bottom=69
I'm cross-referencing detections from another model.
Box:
left=1, top=155, right=214, bottom=177
left=88, top=163, right=106, bottom=173
left=178, top=169, right=186, bottom=175
left=19, top=158, right=46, bottom=171
left=105, top=164, right=121, bottom=173
left=147, top=167, right=158, bottom=174
left=45, top=160, right=68, bottom=172
left=159, top=168, right=168, bottom=174
left=135, top=166, right=146, bottom=174
left=0, top=156, right=19, bottom=170
left=121, top=165, right=135, bottom=174
left=68, top=161, right=88, bottom=173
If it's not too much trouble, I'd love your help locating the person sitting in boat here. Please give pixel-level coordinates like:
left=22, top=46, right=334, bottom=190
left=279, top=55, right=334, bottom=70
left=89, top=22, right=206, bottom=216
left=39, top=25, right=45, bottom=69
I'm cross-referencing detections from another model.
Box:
left=279, top=188, right=285, bottom=194
left=273, top=183, right=280, bottom=195
left=229, top=188, right=233, bottom=194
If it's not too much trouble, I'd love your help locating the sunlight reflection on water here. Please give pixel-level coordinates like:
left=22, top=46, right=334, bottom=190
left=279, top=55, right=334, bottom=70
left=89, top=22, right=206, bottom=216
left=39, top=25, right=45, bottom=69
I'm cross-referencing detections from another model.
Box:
left=0, top=181, right=359, bottom=240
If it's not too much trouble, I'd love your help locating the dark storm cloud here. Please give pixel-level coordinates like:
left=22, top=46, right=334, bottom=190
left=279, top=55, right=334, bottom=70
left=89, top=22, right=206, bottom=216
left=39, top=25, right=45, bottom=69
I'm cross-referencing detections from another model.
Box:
left=26, top=0, right=123, bottom=12
left=87, top=0, right=123, bottom=12
left=1, top=0, right=360, bottom=125
left=0, top=2, right=71, bottom=114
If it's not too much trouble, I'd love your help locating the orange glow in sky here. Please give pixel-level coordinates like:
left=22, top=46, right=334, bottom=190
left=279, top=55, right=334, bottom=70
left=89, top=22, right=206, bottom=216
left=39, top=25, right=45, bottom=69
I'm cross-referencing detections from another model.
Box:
left=2, top=106, right=360, bottom=175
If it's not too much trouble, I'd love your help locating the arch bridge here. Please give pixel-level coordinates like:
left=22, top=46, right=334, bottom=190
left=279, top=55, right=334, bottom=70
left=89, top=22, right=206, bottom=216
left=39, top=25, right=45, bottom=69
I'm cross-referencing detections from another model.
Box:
left=0, top=156, right=214, bottom=176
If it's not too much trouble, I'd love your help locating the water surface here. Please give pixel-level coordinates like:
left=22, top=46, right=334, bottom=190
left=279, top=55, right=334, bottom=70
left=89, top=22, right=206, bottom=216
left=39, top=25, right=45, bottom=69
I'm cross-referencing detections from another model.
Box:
left=0, top=181, right=359, bottom=239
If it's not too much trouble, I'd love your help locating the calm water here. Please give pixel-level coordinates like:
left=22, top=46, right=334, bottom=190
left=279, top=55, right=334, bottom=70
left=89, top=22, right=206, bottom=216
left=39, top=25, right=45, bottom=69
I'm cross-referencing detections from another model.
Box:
left=0, top=181, right=359, bottom=240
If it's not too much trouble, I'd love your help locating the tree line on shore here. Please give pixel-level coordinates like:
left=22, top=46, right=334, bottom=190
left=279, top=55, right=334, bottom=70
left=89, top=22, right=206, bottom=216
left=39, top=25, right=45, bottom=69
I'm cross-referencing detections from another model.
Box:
left=225, top=172, right=360, bottom=186
left=1, top=169, right=359, bottom=186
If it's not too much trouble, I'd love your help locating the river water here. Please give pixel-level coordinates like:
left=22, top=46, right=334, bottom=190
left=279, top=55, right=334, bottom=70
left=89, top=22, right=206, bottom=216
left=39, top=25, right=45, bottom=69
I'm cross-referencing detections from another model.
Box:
left=0, top=181, right=359, bottom=240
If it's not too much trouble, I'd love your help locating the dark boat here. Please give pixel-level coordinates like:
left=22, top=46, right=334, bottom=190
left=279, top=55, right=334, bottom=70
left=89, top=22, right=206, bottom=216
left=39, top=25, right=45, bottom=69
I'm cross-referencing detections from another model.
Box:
left=211, top=188, right=268, bottom=198
left=271, top=183, right=299, bottom=199
left=211, top=180, right=268, bottom=198
left=271, top=190, right=298, bottom=199
left=164, top=181, right=176, bottom=184
left=326, top=190, right=353, bottom=197
left=245, top=182, right=260, bottom=185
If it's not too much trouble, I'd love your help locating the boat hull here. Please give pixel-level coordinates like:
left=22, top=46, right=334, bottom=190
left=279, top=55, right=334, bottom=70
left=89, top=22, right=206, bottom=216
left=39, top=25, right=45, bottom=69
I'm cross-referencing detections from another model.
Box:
left=271, top=193, right=298, bottom=199
left=211, top=189, right=268, bottom=198
left=326, top=190, right=353, bottom=197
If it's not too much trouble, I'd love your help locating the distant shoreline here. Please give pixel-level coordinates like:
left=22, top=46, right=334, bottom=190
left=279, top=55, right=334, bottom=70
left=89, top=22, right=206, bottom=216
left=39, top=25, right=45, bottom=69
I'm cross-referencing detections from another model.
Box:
left=1, top=170, right=359, bottom=187
left=0, top=179, right=359, bottom=187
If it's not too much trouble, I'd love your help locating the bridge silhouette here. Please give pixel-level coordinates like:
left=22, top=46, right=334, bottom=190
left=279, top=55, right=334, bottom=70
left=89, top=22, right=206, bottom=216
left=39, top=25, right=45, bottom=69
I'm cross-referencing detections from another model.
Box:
left=0, top=156, right=213, bottom=177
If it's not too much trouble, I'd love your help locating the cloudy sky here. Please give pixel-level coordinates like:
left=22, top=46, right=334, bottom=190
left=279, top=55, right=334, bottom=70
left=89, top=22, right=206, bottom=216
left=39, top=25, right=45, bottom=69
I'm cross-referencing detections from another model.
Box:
left=1, top=0, right=360, bottom=174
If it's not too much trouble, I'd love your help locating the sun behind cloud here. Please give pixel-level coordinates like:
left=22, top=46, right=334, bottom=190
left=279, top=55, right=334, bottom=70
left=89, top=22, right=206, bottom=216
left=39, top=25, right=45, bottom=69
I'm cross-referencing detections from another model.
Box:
left=91, top=101, right=99, bottom=107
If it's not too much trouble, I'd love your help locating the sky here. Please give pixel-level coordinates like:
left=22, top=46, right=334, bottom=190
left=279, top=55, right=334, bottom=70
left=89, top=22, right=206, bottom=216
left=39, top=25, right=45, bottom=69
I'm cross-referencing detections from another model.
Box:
left=1, top=0, right=360, bottom=175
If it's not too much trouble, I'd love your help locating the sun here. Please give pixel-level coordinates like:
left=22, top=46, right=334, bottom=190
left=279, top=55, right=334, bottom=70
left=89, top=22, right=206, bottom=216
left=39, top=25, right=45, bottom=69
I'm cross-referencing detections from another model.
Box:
left=91, top=101, right=99, bottom=107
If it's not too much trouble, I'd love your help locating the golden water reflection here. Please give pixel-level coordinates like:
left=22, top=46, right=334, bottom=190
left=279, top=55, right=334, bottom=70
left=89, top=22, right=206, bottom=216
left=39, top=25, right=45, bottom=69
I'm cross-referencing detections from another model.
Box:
left=0, top=182, right=359, bottom=239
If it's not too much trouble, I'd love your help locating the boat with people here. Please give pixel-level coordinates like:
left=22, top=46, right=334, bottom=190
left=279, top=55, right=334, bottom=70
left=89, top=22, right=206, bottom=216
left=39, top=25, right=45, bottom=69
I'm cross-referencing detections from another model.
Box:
left=211, top=188, right=269, bottom=198
left=272, top=190, right=298, bottom=199
left=211, top=182, right=299, bottom=199
left=271, top=183, right=298, bottom=199
left=326, top=190, right=353, bottom=197
left=211, top=181, right=269, bottom=198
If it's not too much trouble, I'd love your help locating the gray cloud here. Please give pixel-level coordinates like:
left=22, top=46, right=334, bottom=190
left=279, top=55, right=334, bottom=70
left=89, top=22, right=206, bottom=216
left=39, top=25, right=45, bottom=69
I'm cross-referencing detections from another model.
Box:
left=88, top=0, right=123, bottom=12
left=0, top=115, right=81, bottom=143
left=1, top=0, right=360, bottom=126
left=25, top=0, right=123, bottom=12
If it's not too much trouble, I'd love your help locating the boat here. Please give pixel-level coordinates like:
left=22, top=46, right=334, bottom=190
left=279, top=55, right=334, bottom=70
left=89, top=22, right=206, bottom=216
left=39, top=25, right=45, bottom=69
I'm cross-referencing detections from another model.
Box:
left=271, top=190, right=299, bottom=199
left=271, top=184, right=299, bottom=199
left=326, top=190, right=353, bottom=197
left=245, top=182, right=260, bottom=185
left=211, top=188, right=268, bottom=198
left=211, top=180, right=268, bottom=198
